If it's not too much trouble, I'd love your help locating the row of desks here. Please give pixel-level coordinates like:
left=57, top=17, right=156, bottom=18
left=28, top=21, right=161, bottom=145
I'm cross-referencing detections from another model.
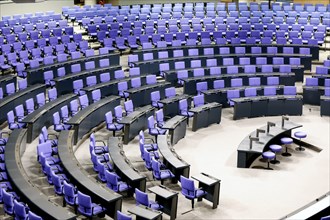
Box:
left=133, top=53, right=313, bottom=77
left=27, top=52, right=120, bottom=85
left=133, top=43, right=319, bottom=63
left=164, top=64, right=304, bottom=84
left=0, top=84, right=46, bottom=124
left=232, top=95, right=303, bottom=120
left=182, top=72, right=295, bottom=95
left=5, top=129, right=77, bottom=220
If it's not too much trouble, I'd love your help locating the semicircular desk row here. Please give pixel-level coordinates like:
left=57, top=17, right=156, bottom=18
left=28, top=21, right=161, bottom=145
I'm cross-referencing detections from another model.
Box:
left=26, top=52, right=120, bottom=85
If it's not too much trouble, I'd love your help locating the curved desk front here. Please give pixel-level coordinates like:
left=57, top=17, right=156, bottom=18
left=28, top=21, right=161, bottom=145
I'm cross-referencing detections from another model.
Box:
left=67, top=96, right=121, bottom=144
left=182, top=72, right=295, bottom=95
left=232, top=95, right=303, bottom=120
left=27, top=52, right=120, bottom=85
left=54, top=65, right=121, bottom=95
left=22, top=93, right=77, bottom=143
left=133, top=53, right=312, bottom=76
left=203, top=85, right=285, bottom=107
left=108, top=137, right=147, bottom=191
left=164, top=64, right=304, bottom=85
left=0, top=84, right=45, bottom=124
left=237, top=121, right=302, bottom=168
left=133, top=44, right=318, bottom=64
left=0, top=74, right=16, bottom=92
left=119, top=105, right=155, bottom=144
left=5, top=129, right=77, bottom=220
left=157, top=134, right=190, bottom=183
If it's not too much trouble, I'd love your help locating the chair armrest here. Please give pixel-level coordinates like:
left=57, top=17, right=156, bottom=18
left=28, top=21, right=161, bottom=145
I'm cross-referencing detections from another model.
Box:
left=48, top=133, right=58, bottom=139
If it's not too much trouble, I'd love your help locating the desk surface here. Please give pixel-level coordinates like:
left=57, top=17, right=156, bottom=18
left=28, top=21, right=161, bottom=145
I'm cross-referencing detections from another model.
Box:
left=159, top=94, right=191, bottom=104
left=128, top=205, right=162, bottom=220
left=162, top=116, right=187, bottom=129
left=158, top=134, right=190, bottom=169
left=237, top=121, right=302, bottom=153
left=203, top=85, right=284, bottom=95
left=108, top=137, right=146, bottom=181
left=126, top=81, right=171, bottom=94
left=148, top=185, right=178, bottom=199
left=321, top=96, right=330, bottom=101
left=192, top=173, right=221, bottom=186
left=120, top=105, right=155, bottom=124
left=5, top=129, right=77, bottom=220
left=190, top=102, right=222, bottom=113
left=67, top=96, right=120, bottom=125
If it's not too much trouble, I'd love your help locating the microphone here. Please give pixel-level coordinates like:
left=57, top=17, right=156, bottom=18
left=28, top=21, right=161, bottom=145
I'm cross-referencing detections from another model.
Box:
left=256, top=129, right=265, bottom=138
left=267, top=122, right=276, bottom=134
left=282, top=116, right=289, bottom=128
left=249, top=135, right=259, bottom=149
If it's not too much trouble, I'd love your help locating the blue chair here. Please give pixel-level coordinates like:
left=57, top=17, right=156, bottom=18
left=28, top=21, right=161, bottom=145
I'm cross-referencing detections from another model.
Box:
left=180, top=175, right=207, bottom=209
left=13, top=199, right=29, bottom=219
left=89, top=133, right=108, bottom=154
left=105, top=170, right=131, bottom=193
left=77, top=191, right=106, bottom=218
left=151, top=158, right=174, bottom=184
left=105, top=111, right=124, bottom=137
left=63, top=180, right=78, bottom=213
left=28, top=211, right=43, bottom=220
left=117, top=210, right=132, bottom=220
left=135, top=188, right=163, bottom=211
left=147, top=116, right=166, bottom=143
left=2, top=188, right=15, bottom=215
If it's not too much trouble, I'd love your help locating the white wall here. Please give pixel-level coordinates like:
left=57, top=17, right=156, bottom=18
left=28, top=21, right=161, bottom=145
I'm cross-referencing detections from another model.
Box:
left=0, top=0, right=74, bottom=17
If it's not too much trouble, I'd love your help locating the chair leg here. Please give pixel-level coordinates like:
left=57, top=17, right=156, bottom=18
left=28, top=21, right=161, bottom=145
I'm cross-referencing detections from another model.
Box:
left=191, top=199, right=195, bottom=209
left=113, top=130, right=116, bottom=137
left=161, top=179, right=164, bottom=185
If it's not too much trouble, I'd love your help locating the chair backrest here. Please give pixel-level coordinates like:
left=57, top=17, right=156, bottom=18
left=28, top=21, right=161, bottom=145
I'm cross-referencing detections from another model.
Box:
left=28, top=211, right=43, bottom=220
left=135, top=188, right=149, bottom=206
left=77, top=191, right=93, bottom=215
left=36, top=92, right=46, bottom=107
left=284, top=86, right=297, bottom=95
left=79, top=94, right=89, bottom=109
left=147, top=115, right=155, bottom=130
left=131, top=77, right=141, bottom=88
left=2, top=188, right=14, bottom=215
left=92, top=89, right=101, bottom=103
left=180, top=175, right=196, bottom=199
left=155, top=109, right=164, bottom=126
left=114, top=106, right=123, bottom=122
left=100, top=72, right=110, bottom=83
left=48, top=88, right=58, bottom=101
left=117, top=210, right=132, bottom=220
left=193, top=94, right=204, bottom=107
left=105, top=170, right=119, bottom=191
left=124, top=100, right=134, bottom=115
left=179, top=99, right=189, bottom=112
left=18, top=79, right=27, bottom=90
left=25, top=98, right=35, bottom=114
left=6, top=82, right=15, bottom=96
left=165, top=87, right=176, bottom=98
left=63, top=180, right=76, bottom=205
left=14, top=200, right=28, bottom=219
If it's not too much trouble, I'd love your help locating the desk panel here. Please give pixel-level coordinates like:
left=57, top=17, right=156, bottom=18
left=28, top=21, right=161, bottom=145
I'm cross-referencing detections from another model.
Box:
left=67, top=96, right=120, bottom=144
left=0, top=84, right=46, bottom=124
left=320, top=96, right=330, bottom=116
left=5, top=129, right=77, bottom=220
left=190, top=103, right=222, bottom=132
left=22, top=93, right=77, bottom=143
left=159, top=94, right=191, bottom=118
left=120, top=105, right=155, bottom=144
left=58, top=130, right=122, bottom=218
left=162, top=116, right=187, bottom=145
left=0, top=74, right=16, bottom=92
